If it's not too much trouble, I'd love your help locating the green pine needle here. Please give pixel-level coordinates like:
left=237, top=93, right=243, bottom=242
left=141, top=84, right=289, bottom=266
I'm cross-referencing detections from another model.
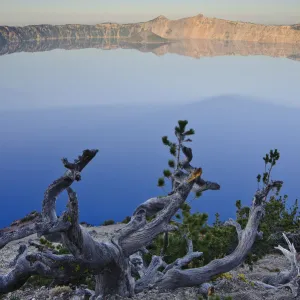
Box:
left=170, top=144, right=177, bottom=156
left=195, top=191, right=202, bottom=198
left=256, top=174, right=261, bottom=183
left=178, top=120, right=188, bottom=131
left=163, top=169, right=172, bottom=177
left=162, top=136, right=171, bottom=146
left=175, top=126, right=182, bottom=134
left=184, top=129, right=195, bottom=135
left=157, top=177, right=165, bottom=187
left=168, top=159, right=175, bottom=168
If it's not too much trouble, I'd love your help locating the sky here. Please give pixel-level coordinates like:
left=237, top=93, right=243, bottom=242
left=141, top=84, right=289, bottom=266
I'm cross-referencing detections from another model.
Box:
left=0, top=0, right=299, bottom=26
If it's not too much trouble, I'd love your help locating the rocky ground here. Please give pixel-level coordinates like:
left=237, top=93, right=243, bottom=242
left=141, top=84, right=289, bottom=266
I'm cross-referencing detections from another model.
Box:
left=0, top=223, right=298, bottom=300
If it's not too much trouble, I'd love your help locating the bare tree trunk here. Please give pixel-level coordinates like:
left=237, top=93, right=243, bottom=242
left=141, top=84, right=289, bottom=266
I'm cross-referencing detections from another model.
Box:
left=0, top=223, right=38, bottom=250
left=250, top=233, right=300, bottom=298
left=148, top=181, right=282, bottom=291
left=0, top=141, right=283, bottom=299
left=1, top=145, right=220, bottom=297
left=262, top=233, right=300, bottom=286
left=94, top=259, right=135, bottom=299
left=0, top=149, right=99, bottom=249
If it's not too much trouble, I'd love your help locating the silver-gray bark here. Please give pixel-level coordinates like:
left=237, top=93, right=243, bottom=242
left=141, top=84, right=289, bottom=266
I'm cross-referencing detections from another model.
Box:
left=0, top=147, right=283, bottom=299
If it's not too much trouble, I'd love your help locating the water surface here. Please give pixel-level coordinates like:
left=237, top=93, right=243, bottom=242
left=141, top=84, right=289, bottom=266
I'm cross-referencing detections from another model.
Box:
left=0, top=40, right=299, bottom=227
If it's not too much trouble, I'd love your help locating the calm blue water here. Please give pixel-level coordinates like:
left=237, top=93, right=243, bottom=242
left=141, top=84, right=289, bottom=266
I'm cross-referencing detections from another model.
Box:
left=0, top=46, right=300, bottom=227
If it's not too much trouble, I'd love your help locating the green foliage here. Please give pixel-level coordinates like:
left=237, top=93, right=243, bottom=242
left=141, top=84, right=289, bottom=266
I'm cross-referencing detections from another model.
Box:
left=157, top=177, right=165, bottom=187
left=162, top=136, right=171, bottom=146
left=147, top=202, right=235, bottom=267
left=195, top=191, right=202, bottom=199
left=237, top=273, right=247, bottom=282
left=150, top=146, right=299, bottom=271
left=209, top=296, right=221, bottom=300
left=198, top=221, right=235, bottom=264
left=160, top=120, right=195, bottom=171
left=231, top=149, right=300, bottom=266
left=39, top=237, right=47, bottom=245
left=163, top=169, right=172, bottom=178
left=177, top=120, right=188, bottom=132
left=39, top=238, right=70, bottom=254
left=24, top=264, right=95, bottom=291
left=213, top=213, right=222, bottom=227
left=102, top=219, right=115, bottom=226
left=184, top=129, right=195, bottom=135
left=56, top=244, right=70, bottom=255
left=258, top=149, right=281, bottom=189
left=213, top=272, right=233, bottom=281
left=85, top=275, right=96, bottom=290
left=122, top=216, right=131, bottom=224
left=239, top=194, right=300, bottom=266
left=65, top=269, right=95, bottom=291
left=158, top=120, right=197, bottom=190
left=169, top=143, right=177, bottom=156
left=75, top=264, right=80, bottom=272
left=156, top=123, right=298, bottom=279
left=168, top=159, right=175, bottom=168
left=152, top=120, right=234, bottom=266
left=256, top=174, right=261, bottom=183
left=26, top=275, right=52, bottom=288
left=39, top=238, right=55, bottom=250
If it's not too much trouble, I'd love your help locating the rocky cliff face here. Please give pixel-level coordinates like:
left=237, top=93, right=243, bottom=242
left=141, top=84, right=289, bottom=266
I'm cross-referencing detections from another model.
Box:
left=1, top=14, right=300, bottom=45
left=1, top=38, right=299, bottom=62
left=145, top=15, right=300, bottom=44
left=0, top=23, right=141, bottom=44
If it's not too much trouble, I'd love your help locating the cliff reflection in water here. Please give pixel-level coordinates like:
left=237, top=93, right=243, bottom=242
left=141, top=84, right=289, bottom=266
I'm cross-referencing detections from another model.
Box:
left=1, top=38, right=300, bottom=61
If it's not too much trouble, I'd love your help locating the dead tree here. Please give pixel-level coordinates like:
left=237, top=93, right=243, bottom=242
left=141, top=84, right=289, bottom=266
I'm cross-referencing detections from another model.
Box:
left=0, top=122, right=283, bottom=299
left=252, top=233, right=300, bottom=297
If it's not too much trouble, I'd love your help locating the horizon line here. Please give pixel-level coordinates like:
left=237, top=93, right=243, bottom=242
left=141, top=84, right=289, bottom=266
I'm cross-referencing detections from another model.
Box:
left=1, top=13, right=299, bottom=28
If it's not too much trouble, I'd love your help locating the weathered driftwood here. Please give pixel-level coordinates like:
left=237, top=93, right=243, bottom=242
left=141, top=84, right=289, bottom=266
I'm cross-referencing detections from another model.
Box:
left=0, top=144, right=283, bottom=298
left=250, top=233, right=300, bottom=297
left=0, top=223, right=38, bottom=250
left=150, top=181, right=282, bottom=292
left=269, top=231, right=300, bottom=252
left=254, top=278, right=300, bottom=298
left=0, top=149, right=99, bottom=250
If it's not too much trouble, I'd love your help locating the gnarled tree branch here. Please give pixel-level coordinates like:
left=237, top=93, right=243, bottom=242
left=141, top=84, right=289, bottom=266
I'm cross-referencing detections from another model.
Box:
left=224, top=218, right=242, bottom=241
left=0, top=223, right=38, bottom=250
left=163, top=236, right=203, bottom=273
left=151, top=181, right=283, bottom=291
left=0, top=149, right=99, bottom=251
left=41, top=149, right=98, bottom=236
left=261, top=232, right=300, bottom=291
left=0, top=245, right=90, bottom=294
left=1, top=134, right=222, bottom=299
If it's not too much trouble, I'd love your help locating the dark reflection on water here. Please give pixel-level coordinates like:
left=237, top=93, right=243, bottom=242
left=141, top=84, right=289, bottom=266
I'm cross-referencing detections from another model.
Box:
left=0, top=96, right=300, bottom=227
left=1, top=38, right=300, bottom=61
